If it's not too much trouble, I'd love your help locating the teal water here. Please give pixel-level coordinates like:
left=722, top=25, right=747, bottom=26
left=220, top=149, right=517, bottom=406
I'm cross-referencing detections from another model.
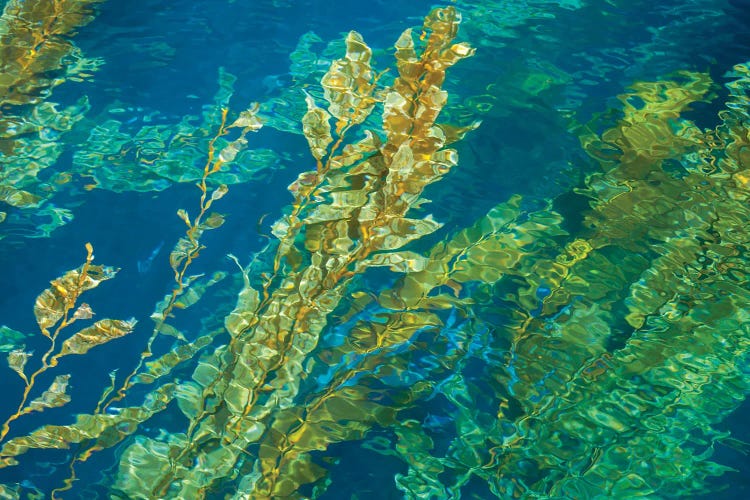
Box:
left=1, top=0, right=749, bottom=498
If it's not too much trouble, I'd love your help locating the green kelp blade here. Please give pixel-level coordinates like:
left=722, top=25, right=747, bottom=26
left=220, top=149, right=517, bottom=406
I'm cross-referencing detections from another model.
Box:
left=113, top=433, right=189, bottom=499
left=224, top=283, right=261, bottom=338
left=0, top=186, right=42, bottom=208
left=0, top=483, right=20, bottom=499
left=132, top=334, right=215, bottom=385
left=302, top=94, right=333, bottom=161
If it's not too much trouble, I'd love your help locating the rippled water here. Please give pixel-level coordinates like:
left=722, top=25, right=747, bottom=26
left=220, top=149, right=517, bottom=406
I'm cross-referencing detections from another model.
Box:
left=1, top=0, right=749, bottom=498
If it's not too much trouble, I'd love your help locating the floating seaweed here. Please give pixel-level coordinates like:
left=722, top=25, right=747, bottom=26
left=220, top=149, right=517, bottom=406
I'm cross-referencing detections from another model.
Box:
left=1, top=4, right=750, bottom=500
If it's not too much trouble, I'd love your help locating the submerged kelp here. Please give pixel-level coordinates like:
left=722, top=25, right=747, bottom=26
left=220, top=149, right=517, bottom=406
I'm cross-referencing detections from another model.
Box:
left=72, top=69, right=286, bottom=193
left=1, top=3, right=750, bottom=500
left=0, top=1, right=286, bottom=243
left=363, top=66, right=750, bottom=498
left=0, top=0, right=104, bottom=240
left=0, top=7, right=478, bottom=498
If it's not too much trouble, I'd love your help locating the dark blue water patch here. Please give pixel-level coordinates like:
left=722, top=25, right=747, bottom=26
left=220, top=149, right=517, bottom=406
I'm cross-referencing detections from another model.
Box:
left=73, top=0, right=439, bottom=119
left=315, top=438, right=405, bottom=499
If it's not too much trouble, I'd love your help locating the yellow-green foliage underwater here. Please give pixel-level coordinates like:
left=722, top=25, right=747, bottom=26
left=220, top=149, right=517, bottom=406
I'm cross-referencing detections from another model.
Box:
left=0, top=1, right=749, bottom=498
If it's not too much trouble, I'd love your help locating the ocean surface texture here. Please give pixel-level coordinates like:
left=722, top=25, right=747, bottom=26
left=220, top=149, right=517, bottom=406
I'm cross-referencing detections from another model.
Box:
left=1, top=0, right=749, bottom=498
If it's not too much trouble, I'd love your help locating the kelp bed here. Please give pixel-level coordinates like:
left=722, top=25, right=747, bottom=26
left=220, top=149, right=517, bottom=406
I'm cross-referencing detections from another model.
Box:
left=1, top=1, right=750, bottom=499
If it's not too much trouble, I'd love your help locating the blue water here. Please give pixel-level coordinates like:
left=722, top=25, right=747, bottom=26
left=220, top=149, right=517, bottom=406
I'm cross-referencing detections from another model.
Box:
left=1, top=0, right=750, bottom=498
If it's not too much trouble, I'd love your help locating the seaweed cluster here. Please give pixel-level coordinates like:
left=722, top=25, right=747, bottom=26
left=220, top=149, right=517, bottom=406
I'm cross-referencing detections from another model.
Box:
left=1, top=3, right=750, bottom=499
left=0, top=0, right=103, bottom=239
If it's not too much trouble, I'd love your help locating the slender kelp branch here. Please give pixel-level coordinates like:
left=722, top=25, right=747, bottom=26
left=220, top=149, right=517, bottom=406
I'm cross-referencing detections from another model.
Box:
left=103, top=109, right=231, bottom=408
left=104, top=105, right=262, bottom=410
left=33, top=105, right=264, bottom=494
left=0, top=243, right=130, bottom=445
left=0, top=244, right=93, bottom=441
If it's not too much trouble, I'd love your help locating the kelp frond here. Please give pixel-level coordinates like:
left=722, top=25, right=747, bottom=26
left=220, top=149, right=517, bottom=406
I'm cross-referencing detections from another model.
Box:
left=0, top=243, right=133, bottom=449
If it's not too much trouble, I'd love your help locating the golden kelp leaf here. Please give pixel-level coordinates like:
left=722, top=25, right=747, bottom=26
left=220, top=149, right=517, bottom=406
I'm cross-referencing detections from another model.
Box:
left=95, top=370, right=119, bottom=412
left=218, top=104, right=263, bottom=165
left=174, top=381, right=204, bottom=420
left=58, top=318, right=137, bottom=357
left=331, top=130, right=381, bottom=169
left=229, top=103, right=263, bottom=131
left=321, top=31, right=376, bottom=126
left=225, top=283, right=260, bottom=337
left=438, top=121, right=482, bottom=146
left=173, top=271, right=227, bottom=310
left=348, top=311, right=442, bottom=352
left=0, top=484, right=19, bottom=499
left=302, top=187, right=371, bottom=224
left=176, top=209, right=191, bottom=227
left=200, top=212, right=225, bottom=229
left=0, top=186, right=42, bottom=207
left=370, top=216, right=442, bottom=251
left=393, top=29, right=418, bottom=84
left=359, top=251, right=429, bottom=273
left=72, top=303, right=94, bottom=320
left=7, top=349, right=30, bottom=380
left=33, top=264, right=118, bottom=334
left=302, top=94, right=333, bottom=160
left=23, top=375, right=71, bottom=415
left=0, top=211, right=5, bottom=223
left=113, top=434, right=189, bottom=498
left=218, top=136, right=247, bottom=163
left=210, top=184, right=229, bottom=202
left=169, top=237, right=195, bottom=272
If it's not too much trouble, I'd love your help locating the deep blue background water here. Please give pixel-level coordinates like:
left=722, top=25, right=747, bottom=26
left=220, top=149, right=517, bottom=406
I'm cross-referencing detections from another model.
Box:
left=2, top=0, right=750, bottom=497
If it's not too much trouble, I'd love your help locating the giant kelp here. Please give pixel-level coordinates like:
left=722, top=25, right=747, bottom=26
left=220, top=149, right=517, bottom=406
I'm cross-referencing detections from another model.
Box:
left=0, top=6, right=478, bottom=498
left=1, top=5, right=750, bottom=500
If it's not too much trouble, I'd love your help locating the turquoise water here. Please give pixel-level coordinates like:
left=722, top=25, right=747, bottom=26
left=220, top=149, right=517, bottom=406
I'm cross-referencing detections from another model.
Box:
left=1, top=0, right=749, bottom=498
